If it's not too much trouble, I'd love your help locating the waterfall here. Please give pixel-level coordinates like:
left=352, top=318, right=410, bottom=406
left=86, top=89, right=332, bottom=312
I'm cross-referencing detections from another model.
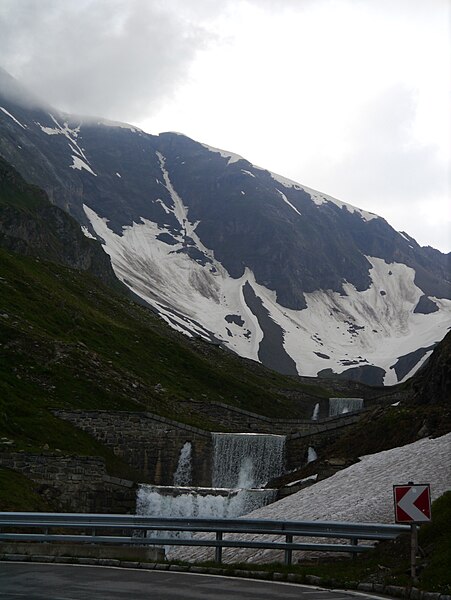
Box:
left=173, top=442, right=192, bottom=486
left=311, top=403, right=320, bottom=420
left=136, top=485, right=276, bottom=520
left=212, top=433, right=286, bottom=489
left=307, top=446, right=317, bottom=463
left=136, top=432, right=285, bottom=526
left=329, top=397, right=363, bottom=417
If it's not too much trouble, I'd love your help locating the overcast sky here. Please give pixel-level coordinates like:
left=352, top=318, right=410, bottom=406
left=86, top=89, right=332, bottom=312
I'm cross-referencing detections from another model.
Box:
left=0, top=0, right=449, bottom=252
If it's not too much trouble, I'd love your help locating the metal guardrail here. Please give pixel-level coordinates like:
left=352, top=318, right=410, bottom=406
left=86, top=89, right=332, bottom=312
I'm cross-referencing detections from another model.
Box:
left=0, top=512, right=410, bottom=565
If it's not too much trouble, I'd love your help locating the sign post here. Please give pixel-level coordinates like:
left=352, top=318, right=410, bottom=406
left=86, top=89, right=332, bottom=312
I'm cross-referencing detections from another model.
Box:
left=393, top=482, right=431, bottom=583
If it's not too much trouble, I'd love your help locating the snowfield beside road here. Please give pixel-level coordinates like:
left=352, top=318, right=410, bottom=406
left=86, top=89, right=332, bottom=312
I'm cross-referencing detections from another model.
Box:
left=171, top=433, right=451, bottom=564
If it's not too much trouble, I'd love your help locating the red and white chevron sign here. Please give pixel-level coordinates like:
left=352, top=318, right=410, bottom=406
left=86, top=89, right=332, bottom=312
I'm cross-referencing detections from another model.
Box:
left=393, top=484, right=431, bottom=523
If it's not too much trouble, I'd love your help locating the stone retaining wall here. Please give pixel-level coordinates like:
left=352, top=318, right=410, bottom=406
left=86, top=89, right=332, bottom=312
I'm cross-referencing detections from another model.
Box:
left=0, top=452, right=136, bottom=513
left=52, top=408, right=365, bottom=486
left=174, top=399, right=364, bottom=435
left=53, top=410, right=213, bottom=487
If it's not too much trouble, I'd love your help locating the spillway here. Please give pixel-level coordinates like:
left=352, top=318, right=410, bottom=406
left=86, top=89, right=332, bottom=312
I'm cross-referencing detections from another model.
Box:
left=173, top=441, right=192, bottom=487
left=136, top=485, right=276, bottom=519
left=212, top=433, right=286, bottom=489
left=137, top=432, right=286, bottom=521
left=329, top=397, right=363, bottom=416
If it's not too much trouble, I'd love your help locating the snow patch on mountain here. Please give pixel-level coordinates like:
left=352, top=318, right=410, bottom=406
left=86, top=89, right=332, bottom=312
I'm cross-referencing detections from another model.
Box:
left=70, top=156, right=97, bottom=176
left=83, top=192, right=451, bottom=384
left=38, top=114, right=96, bottom=172
left=171, top=433, right=451, bottom=564
left=77, top=143, right=450, bottom=385
left=80, top=225, right=96, bottom=239
left=268, top=170, right=378, bottom=222
left=248, top=257, right=451, bottom=384
left=302, top=184, right=378, bottom=222
left=0, top=106, right=26, bottom=129
left=200, top=141, right=244, bottom=165
left=275, top=189, right=302, bottom=217
left=93, top=117, right=142, bottom=132
left=82, top=195, right=266, bottom=362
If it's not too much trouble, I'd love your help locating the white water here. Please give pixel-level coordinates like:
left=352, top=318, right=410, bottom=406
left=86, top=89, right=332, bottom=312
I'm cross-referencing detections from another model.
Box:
left=311, top=403, right=320, bottom=420
left=307, top=447, right=318, bottom=463
left=173, top=442, right=192, bottom=486
left=136, top=432, right=286, bottom=524
left=212, top=433, right=286, bottom=489
left=136, top=486, right=277, bottom=520
left=329, top=397, right=364, bottom=417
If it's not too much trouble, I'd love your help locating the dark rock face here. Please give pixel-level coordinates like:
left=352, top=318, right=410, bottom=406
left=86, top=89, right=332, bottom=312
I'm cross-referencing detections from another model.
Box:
left=0, top=156, right=120, bottom=289
left=317, top=365, right=386, bottom=387
left=242, top=281, right=298, bottom=376
left=410, top=331, right=451, bottom=405
left=414, top=295, right=439, bottom=314
left=391, top=345, right=437, bottom=382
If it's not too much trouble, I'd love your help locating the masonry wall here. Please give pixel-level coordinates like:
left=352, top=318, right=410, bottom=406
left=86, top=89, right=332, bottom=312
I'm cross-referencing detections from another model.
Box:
left=0, top=452, right=137, bottom=513
left=1, top=405, right=369, bottom=514
left=53, top=410, right=213, bottom=487
left=53, top=408, right=364, bottom=485
left=176, top=399, right=364, bottom=435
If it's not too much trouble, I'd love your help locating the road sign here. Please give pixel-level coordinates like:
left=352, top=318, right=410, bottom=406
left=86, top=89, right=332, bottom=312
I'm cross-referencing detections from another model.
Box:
left=393, top=484, right=431, bottom=523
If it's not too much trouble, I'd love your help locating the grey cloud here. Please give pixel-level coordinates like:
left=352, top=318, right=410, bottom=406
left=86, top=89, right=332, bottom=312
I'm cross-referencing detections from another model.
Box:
left=305, top=85, right=449, bottom=244
left=342, top=86, right=446, bottom=198
left=0, top=0, right=219, bottom=122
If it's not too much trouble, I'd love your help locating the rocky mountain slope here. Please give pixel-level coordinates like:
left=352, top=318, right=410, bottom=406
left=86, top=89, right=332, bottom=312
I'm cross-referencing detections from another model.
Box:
left=2, top=155, right=413, bottom=484
left=0, top=156, right=119, bottom=289
left=1, top=66, right=450, bottom=385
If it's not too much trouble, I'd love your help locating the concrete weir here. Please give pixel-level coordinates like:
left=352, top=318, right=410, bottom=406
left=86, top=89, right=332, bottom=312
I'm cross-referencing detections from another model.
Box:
left=137, top=433, right=286, bottom=520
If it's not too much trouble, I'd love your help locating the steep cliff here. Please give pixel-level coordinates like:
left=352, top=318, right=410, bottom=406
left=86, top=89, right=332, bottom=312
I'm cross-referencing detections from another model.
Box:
left=0, top=156, right=120, bottom=289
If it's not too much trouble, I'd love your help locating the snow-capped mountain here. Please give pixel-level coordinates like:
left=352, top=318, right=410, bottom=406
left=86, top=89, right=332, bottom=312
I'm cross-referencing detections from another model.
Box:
left=1, top=67, right=450, bottom=385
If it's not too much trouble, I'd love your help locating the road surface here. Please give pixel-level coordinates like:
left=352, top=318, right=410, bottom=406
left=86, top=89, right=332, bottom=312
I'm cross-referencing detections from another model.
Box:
left=0, top=563, right=388, bottom=600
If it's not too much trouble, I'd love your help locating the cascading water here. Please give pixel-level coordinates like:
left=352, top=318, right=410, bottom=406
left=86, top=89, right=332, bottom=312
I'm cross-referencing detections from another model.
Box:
left=329, top=397, right=363, bottom=417
left=173, top=441, right=192, bottom=486
left=311, top=403, right=320, bottom=420
left=136, top=486, right=275, bottom=520
left=307, top=446, right=317, bottom=463
left=136, top=433, right=285, bottom=523
left=212, top=433, right=285, bottom=489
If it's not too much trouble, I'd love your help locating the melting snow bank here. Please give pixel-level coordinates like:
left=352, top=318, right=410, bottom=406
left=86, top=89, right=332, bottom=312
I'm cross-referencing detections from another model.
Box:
left=83, top=195, right=451, bottom=383
left=170, top=433, right=451, bottom=564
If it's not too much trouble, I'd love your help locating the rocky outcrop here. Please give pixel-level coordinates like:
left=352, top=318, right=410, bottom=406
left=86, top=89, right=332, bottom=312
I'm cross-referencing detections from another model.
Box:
left=0, top=156, right=121, bottom=289
left=410, top=330, right=451, bottom=406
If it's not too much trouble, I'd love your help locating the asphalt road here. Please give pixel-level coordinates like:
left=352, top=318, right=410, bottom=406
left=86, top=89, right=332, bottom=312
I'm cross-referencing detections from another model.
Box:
left=0, top=563, right=384, bottom=600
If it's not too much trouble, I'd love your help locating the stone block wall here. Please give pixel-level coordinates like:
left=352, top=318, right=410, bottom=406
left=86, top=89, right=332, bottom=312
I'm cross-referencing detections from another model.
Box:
left=53, top=410, right=213, bottom=487
left=285, top=415, right=365, bottom=472
left=0, top=452, right=137, bottom=513
left=176, top=399, right=364, bottom=435
left=52, top=408, right=365, bottom=486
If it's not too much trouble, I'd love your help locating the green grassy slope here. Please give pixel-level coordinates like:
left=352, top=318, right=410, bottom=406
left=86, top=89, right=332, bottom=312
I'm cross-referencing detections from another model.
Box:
left=0, top=247, right=340, bottom=448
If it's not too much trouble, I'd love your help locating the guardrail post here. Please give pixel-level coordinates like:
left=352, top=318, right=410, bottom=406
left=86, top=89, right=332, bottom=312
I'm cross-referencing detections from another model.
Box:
left=350, top=538, right=358, bottom=560
left=215, top=531, right=223, bottom=564
left=284, top=534, right=293, bottom=566
left=410, top=524, right=418, bottom=584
